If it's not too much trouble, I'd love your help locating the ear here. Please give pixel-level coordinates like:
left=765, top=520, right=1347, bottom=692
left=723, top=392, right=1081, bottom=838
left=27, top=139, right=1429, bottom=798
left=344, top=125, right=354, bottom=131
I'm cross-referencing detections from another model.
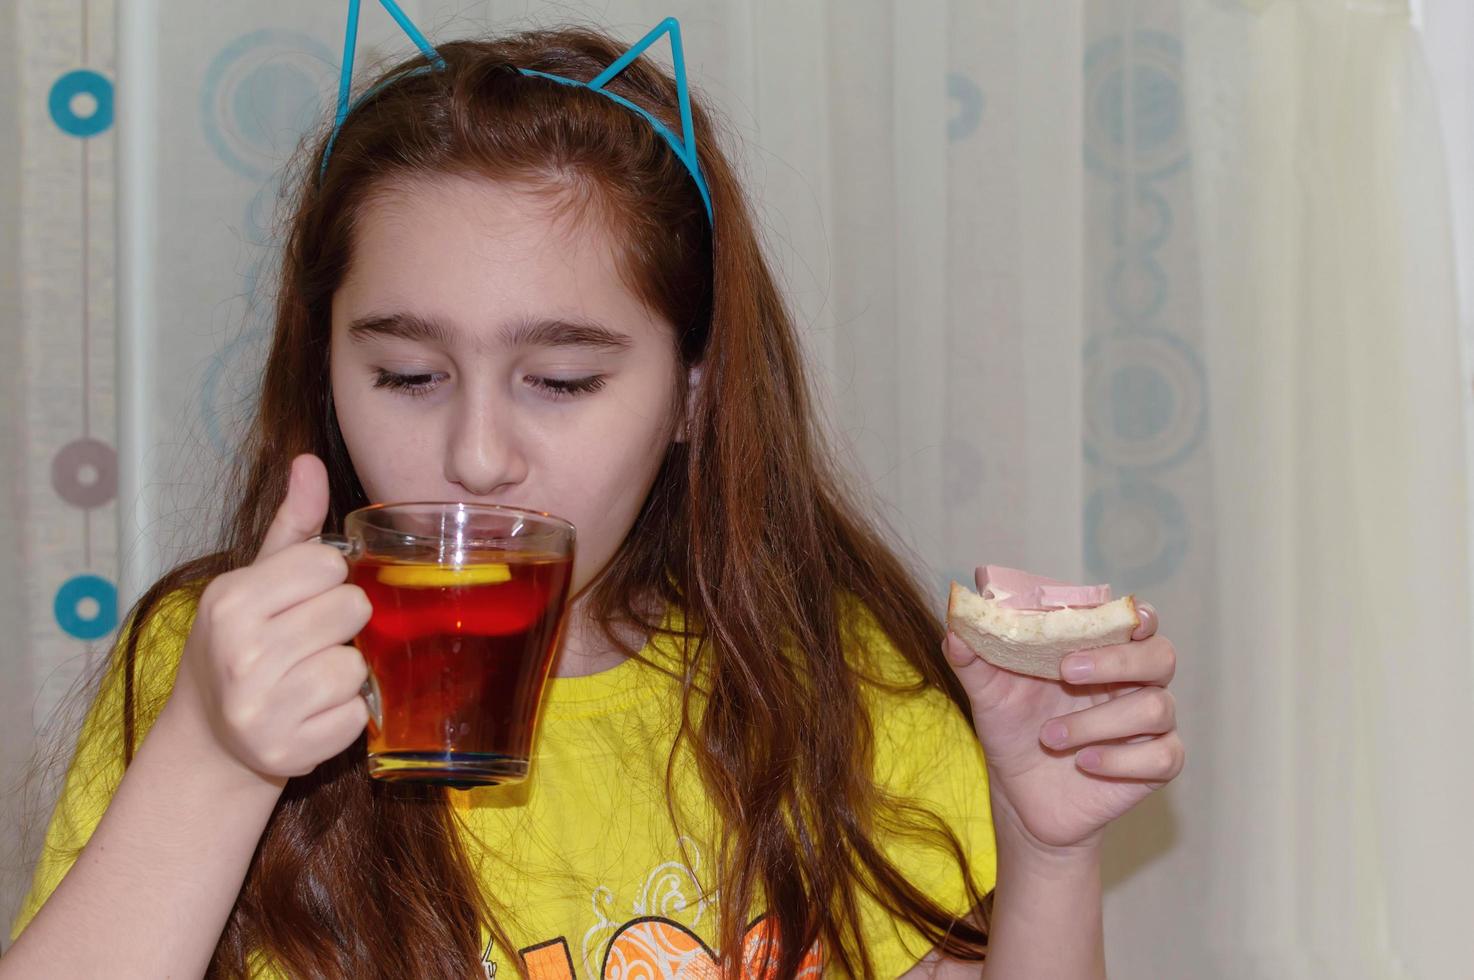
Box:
left=676, top=363, right=703, bottom=443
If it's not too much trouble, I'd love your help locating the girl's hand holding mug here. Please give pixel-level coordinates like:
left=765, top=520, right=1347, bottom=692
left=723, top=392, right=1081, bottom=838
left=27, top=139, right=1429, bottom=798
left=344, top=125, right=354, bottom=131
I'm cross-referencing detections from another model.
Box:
left=166, top=454, right=373, bottom=785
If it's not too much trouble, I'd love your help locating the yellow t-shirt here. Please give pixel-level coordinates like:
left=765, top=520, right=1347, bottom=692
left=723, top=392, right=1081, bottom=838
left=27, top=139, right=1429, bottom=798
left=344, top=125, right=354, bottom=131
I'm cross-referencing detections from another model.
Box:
left=13, top=592, right=997, bottom=978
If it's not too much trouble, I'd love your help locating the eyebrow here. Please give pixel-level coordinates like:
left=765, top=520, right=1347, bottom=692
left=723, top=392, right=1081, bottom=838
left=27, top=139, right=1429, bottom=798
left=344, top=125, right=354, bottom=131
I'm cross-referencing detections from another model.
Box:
left=346, top=312, right=635, bottom=353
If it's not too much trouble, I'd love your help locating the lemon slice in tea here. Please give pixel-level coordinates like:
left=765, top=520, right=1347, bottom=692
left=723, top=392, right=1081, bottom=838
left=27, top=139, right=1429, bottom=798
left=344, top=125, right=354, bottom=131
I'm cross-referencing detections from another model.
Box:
left=376, top=563, right=512, bottom=588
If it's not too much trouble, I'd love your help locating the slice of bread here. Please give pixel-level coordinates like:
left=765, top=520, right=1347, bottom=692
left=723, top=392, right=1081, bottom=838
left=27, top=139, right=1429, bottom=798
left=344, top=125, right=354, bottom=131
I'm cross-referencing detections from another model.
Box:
left=946, top=581, right=1140, bottom=680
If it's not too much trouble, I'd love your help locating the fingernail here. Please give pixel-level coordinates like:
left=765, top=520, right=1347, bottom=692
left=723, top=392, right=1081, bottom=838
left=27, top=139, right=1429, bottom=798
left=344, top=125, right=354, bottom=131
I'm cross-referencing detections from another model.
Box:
left=1132, top=601, right=1158, bottom=641
left=1041, top=721, right=1069, bottom=748
left=1061, top=655, right=1094, bottom=683
left=1077, top=748, right=1103, bottom=770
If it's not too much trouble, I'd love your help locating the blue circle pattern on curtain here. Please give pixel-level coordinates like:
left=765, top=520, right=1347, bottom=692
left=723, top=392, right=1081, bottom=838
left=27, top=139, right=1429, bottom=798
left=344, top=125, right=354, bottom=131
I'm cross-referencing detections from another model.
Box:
left=1110, top=183, right=1173, bottom=251
left=1083, top=30, right=1188, bottom=182
left=947, top=72, right=985, bottom=142
left=1082, top=27, right=1204, bottom=590
left=1084, top=482, right=1188, bottom=588
left=49, top=55, right=118, bottom=639
left=200, top=326, right=268, bottom=454
left=201, top=30, right=334, bottom=180
left=198, top=30, right=329, bottom=450
left=48, top=69, right=114, bottom=137
left=54, top=574, right=119, bottom=641
left=1082, top=328, right=1207, bottom=473
left=239, top=180, right=283, bottom=308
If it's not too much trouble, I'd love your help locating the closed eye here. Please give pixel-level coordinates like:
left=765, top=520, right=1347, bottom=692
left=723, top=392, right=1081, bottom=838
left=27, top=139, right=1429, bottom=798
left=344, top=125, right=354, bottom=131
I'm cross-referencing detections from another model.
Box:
left=372, top=370, right=607, bottom=401
left=526, top=375, right=608, bottom=399
left=372, top=369, right=444, bottom=397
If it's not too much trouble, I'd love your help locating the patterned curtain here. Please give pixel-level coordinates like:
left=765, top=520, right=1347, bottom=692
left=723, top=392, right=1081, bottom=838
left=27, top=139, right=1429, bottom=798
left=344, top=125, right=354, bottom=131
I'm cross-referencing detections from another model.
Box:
left=4, top=1, right=1471, bottom=973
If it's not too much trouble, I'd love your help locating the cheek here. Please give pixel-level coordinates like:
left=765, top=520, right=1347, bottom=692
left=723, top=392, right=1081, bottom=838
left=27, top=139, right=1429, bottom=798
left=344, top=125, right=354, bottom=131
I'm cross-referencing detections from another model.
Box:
left=548, top=418, right=674, bottom=592
left=331, top=375, right=438, bottom=501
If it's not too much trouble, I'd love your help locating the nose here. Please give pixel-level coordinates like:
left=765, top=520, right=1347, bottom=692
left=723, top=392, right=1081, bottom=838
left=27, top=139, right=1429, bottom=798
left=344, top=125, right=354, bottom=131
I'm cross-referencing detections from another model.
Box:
left=444, top=396, right=529, bottom=498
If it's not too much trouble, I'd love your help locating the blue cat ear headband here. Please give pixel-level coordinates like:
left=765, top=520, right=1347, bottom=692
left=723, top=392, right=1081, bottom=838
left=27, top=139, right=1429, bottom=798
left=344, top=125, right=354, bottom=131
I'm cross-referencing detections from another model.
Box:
left=321, top=0, right=713, bottom=223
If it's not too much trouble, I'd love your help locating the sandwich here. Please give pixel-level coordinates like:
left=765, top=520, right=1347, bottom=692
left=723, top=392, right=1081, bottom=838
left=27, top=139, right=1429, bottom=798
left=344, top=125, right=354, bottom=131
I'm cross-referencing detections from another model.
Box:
left=946, top=565, right=1141, bottom=680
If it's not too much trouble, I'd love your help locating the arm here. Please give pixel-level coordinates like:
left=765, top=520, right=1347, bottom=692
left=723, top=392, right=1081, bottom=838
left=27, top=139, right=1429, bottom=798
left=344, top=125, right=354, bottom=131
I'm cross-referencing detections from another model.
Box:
left=898, top=825, right=1104, bottom=980
left=919, top=585, right=1182, bottom=979
left=1, top=700, right=284, bottom=979
left=976, top=830, right=1104, bottom=979
left=4, top=455, right=369, bottom=978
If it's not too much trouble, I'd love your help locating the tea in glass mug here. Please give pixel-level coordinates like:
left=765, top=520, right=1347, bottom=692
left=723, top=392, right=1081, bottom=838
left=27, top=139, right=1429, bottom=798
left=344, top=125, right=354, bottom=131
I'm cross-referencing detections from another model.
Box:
left=318, top=502, right=575, bottom=788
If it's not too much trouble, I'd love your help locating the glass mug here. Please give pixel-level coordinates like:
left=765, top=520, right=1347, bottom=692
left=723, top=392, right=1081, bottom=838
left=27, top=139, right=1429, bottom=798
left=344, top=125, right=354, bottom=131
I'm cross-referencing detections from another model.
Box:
left=315, top=502, right=576, bottom=788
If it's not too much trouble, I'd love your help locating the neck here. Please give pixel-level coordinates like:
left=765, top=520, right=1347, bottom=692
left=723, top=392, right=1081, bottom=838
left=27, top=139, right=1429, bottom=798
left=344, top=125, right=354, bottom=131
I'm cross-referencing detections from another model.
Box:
left=549, top=589, right=652, bottom=678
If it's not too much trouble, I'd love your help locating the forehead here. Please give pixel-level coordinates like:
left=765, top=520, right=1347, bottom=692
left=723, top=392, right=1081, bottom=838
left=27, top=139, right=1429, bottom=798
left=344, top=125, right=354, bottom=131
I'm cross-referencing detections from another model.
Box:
left=336, top=174, right=666, bottom=343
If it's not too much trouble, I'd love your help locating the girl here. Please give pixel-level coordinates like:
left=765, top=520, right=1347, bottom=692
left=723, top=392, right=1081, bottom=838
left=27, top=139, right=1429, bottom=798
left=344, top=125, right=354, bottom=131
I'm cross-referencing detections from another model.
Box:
left=4, top=15, right=1183, bottom=979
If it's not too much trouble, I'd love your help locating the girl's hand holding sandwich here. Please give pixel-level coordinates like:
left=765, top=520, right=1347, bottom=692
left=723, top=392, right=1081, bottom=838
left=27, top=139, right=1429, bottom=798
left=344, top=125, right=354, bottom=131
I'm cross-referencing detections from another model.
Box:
left=943, top=565, right=1185, bottom=859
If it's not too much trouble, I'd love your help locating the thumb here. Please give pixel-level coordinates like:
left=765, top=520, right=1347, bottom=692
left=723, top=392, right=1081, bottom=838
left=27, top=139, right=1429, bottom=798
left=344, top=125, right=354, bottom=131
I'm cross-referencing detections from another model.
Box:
left=943, top=630, right=1012, bottom=711
left=255, top=454, right=330, bottom=562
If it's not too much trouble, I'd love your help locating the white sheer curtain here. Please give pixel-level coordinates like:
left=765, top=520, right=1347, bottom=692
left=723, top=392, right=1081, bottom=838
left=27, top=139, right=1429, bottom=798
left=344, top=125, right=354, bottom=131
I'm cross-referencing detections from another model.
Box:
left=1419, top=0, right=1474, bottom=623
left=1184, top=1, right=1473, bottom=975
left=5, top=0, right=1472, bottom=973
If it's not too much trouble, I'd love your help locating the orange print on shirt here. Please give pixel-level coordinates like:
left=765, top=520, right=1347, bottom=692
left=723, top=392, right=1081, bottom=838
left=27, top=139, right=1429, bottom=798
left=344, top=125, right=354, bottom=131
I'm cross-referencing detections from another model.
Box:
left=518, top=914, right=823, bottom=979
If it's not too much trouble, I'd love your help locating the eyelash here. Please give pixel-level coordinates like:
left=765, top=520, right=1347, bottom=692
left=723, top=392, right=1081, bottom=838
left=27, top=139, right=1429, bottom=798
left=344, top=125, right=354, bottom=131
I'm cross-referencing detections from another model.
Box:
left=371, top=371, right=441, bottom=398
left=371, top=370, right=608, bottom=400
left=530, top=375, right=608, bottom=398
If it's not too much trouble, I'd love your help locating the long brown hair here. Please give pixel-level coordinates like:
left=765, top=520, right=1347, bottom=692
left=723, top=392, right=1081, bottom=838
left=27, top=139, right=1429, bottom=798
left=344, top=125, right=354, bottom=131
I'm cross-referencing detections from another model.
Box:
left=114, top=25, right=990, bottom=978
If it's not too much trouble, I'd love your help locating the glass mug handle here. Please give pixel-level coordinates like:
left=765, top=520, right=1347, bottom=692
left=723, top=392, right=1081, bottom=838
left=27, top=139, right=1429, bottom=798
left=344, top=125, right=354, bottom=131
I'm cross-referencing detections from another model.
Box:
left=312, top=532, right=364, bottom=559
left=308, top=533, right=381, bottom=731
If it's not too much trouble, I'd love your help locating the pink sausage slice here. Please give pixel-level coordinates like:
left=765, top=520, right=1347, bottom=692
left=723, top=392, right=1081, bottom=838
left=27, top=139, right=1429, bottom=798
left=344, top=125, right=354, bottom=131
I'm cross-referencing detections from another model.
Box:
left=977, top=564, right=1112, bottom=611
